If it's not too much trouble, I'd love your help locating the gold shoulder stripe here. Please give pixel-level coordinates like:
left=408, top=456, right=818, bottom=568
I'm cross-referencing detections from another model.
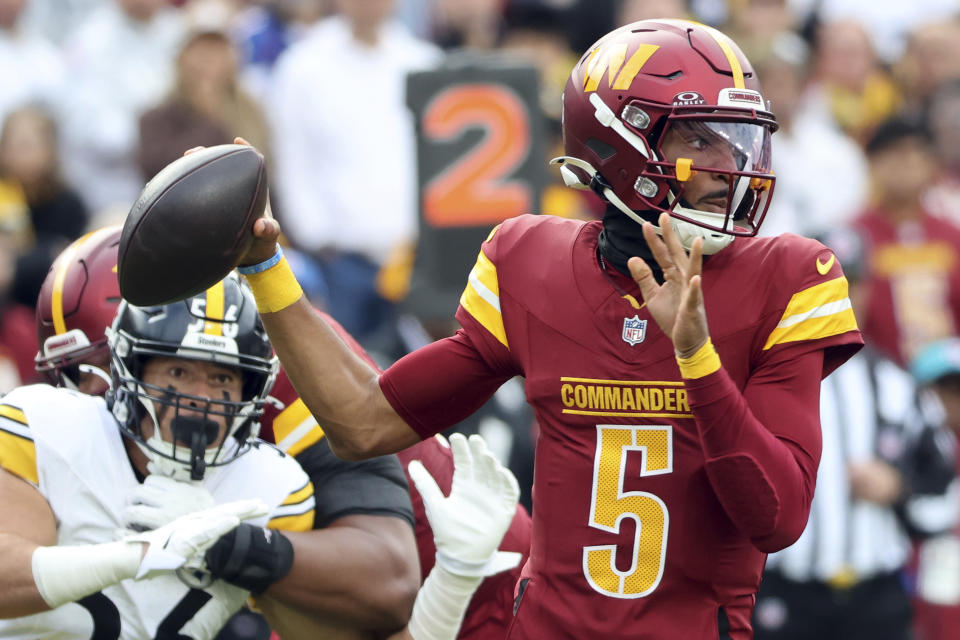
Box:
left=763, top=276, right=858, bottom=350
left=282, top=479, right=314, bottom=507
left=268, top=509, right=315, bottom=532
left=0, top=404, right=28, bottom=425
left=273, top=398, right=324, bottom=457
left=0, top=428, right=38, bottom=485
left=459, top=249, right=509, bottom=348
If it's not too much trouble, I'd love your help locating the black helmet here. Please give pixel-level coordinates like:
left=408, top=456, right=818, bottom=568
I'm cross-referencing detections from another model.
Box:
left=107, top=272, right=278, bottom=480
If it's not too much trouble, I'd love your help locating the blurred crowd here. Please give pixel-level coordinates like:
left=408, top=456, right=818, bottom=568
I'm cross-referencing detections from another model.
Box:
left=8, top=0, right=960, bottom=637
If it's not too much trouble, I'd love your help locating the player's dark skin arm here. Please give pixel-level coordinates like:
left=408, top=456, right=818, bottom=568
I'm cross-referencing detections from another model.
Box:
left=265, top=515, right=420, bottom=629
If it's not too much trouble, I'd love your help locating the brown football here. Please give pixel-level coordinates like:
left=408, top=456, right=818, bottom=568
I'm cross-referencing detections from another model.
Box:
left=118, top=144, right=268, bottom=306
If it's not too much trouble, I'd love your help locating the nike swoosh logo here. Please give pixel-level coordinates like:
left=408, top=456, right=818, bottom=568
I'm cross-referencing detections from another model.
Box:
left=816, top=255, right=835, bottom=275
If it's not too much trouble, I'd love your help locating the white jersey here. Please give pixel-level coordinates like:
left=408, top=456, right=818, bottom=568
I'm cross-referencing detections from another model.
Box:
left=0, top=384, right=315, bottom=640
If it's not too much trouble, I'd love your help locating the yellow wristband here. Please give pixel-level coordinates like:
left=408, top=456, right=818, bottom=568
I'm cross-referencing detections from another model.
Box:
left=243, top=256, right=303, bottom=314
left=676, top=338, right=721, bottom=379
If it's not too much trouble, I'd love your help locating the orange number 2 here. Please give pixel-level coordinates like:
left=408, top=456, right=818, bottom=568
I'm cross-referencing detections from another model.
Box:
left=422, top=84, right=533, bottom=227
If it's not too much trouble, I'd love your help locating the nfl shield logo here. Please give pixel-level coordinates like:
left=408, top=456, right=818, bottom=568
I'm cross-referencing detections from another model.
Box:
left=622, top=316, right=647, bottom=346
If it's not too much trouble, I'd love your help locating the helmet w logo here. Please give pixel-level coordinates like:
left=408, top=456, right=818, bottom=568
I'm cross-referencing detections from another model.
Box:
left=583, top=43, right=659, bottom=92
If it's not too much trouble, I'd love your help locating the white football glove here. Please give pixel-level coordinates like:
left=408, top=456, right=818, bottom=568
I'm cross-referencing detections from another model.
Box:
left=408, top=433, right=521, bottom=577
left=123, top=468, right=216, bottom=533
left=126, top=498, right=269, bottom=579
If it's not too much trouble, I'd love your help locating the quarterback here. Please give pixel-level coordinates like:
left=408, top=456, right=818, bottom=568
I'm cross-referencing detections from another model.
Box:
left=235, top=18, right=863, bottom=639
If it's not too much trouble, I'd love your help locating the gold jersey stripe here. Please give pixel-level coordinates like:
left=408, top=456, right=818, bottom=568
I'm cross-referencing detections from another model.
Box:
left=0, top=404, right=28, bottom=425
left=560, top=377, right=684, bottom=386
left=267, top=509, right=315, bottom=532
left=204, top=281, right=225, bottom=336
left=282, top=480, right=315, bottom=507
left=273, top=399, right=325, bottom=457
left=563, top=410, right=692, bottom=418
left=763, top=277, right=858, bottom=350
left=0, top=428, right=38, bottom=485
left=460, top=249, right=508, bottom=348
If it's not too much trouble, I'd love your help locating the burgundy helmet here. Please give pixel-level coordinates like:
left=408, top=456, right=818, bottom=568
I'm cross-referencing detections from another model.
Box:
left=35, top=226, right=122, bottom=388
left=553, top=19, right=778, bottom=254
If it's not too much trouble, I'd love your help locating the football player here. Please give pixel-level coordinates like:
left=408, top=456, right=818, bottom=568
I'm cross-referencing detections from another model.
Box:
left=34, top=226, right=531, bottom=638
left=235, top=18, right=864, bottom=639
left=0, top=273, right=315, bottom=638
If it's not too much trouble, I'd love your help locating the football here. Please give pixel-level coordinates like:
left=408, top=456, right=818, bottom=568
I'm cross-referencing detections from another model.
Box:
left=117, top=144, right=268, bottom=306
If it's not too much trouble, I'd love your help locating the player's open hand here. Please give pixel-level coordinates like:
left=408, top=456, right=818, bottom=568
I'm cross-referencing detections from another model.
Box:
left=183, top=137, right=282, bottom=267
left=628, top=212, right=710, bottom=357
left=408, top=433, right=521, bottom=577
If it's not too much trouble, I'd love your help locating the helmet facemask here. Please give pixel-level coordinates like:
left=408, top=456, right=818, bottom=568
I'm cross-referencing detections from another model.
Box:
left=107, top=277, right=278, bottom=481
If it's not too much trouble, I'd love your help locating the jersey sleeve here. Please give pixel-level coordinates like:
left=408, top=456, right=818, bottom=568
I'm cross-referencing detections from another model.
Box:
left=686, top=238, right=862, bottom=552
left=294, top=439, right=414, bottom=529
left=453, top=223, right=521, bottom=375
left=380, top=223, right=526, bottom=439
left=266, top=474, right=316, bottom=532
left=757, top=239, right=863, bottom=376
left=0, top=399, right=38, bottom=486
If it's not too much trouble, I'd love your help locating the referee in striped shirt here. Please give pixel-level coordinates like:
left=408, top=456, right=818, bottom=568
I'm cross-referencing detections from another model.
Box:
left=753, top=230, right=957, bottom=640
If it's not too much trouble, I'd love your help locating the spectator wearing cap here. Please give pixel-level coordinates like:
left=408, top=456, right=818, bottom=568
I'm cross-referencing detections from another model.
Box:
left=753, top=228, right=957, bottom=640
left=850, top=116, right=960, bottom=368
left=909, top=337, right=960, bottom=640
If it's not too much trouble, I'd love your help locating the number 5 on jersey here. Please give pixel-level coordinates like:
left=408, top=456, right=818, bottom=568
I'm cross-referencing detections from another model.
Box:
left=583, top=425, right=672, bottom=598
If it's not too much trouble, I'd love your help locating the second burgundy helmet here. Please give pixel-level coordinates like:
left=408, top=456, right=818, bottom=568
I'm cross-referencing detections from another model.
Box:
left=35, top=226, right=122, bottom=389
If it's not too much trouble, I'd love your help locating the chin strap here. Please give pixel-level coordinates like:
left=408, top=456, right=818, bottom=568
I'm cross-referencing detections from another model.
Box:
left=550, top=155, right=733, bottom=255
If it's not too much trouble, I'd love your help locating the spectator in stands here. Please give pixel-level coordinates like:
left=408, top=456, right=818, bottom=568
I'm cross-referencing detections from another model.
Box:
left=0, top=0, right=63, bottom=128
left=850, top=117, right=960, bottom=367
left=270, top=0, right=441, bottom=344
left=58, top=0, right=185, bottom=214
left=138, top=28, right=270, bottom=181
left=909, top=337, right=960, bottom=640
left=751, top=31, right=867, bottom=238
left=801, top=19, right=900, bottom=144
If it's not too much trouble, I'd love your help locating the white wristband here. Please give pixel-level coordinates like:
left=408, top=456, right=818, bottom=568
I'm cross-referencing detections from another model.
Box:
left=32, top=541, right=143, bottom=609
left=406, top=564, right=483, bottom=640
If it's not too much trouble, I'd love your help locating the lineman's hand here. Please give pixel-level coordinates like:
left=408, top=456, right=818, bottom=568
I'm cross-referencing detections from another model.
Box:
left=125, top=499, right=269, bottom=579
left=122, top=467, right=216, bottom=532
left=408, top=433, right=522, bottom=577
left=628, top=212, right=710, bottom=357
left=182, top=137, right=281, bottom=267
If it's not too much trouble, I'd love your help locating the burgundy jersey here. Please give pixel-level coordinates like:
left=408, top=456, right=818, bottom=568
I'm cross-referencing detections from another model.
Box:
left=853, top=209, right=960, bottom=367
left=380, top=215, right=862, bottom=639
left=262, top=310, right=532, bottom=638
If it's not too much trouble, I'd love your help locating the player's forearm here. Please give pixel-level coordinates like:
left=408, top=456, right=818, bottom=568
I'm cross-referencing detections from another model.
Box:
left=257, top=296, right=420, bottom=459
left=266, top=516, right=420, bottom=629
left=0, top=534, right=49, bottom=618
left=679, top=345, right=820, bottom=551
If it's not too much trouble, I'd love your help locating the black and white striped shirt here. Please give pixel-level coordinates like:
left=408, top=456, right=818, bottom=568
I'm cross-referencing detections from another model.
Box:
left=765, top=348, right=957, bottom=583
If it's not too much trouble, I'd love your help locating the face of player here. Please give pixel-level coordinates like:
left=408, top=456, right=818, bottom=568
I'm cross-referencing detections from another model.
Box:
left=138, top=356, right=243, bottom=450
left=659, top=120, right=754, bottom=214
